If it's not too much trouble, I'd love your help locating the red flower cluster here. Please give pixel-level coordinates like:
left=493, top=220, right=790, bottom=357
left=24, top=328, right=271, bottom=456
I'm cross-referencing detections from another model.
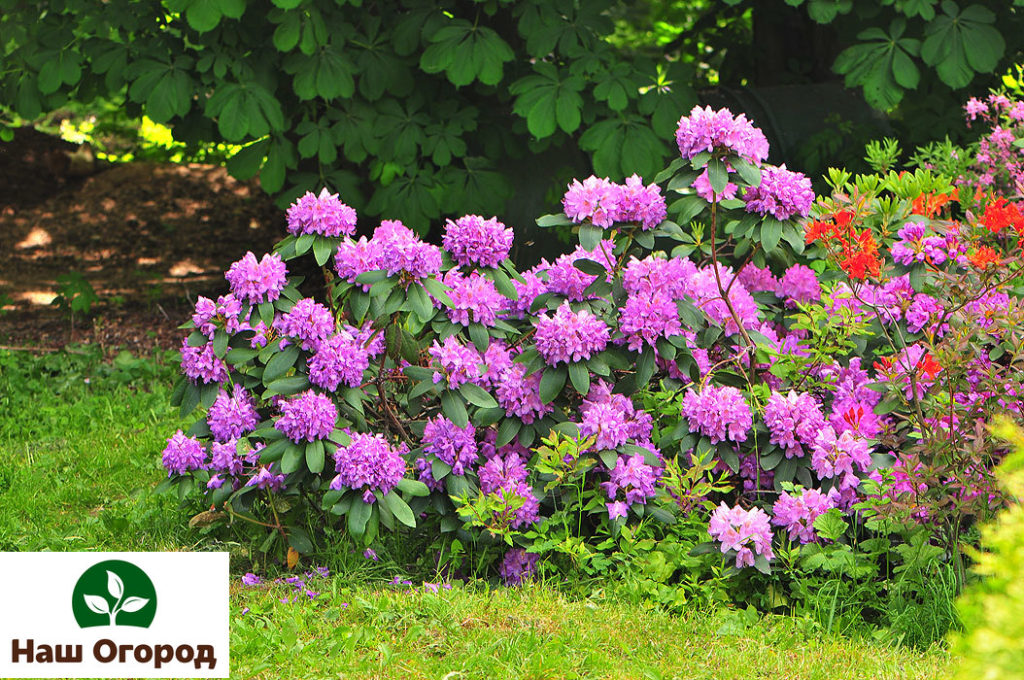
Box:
left=911, top=192, right=953, bottom=219
left=805, top=210, right=881, bottom=280
left=968, top=246, right=1001, bottom=270
left=981, top=198, right=1024, bottom=234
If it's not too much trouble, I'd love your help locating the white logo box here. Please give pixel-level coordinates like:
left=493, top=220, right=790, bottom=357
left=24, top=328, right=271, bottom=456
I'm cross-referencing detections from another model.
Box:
left=0, top=552, right=229, bottom=678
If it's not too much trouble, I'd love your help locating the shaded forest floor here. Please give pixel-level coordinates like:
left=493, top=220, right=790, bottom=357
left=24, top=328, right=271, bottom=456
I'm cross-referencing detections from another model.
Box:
left=0, top=128, right=284, bottom=353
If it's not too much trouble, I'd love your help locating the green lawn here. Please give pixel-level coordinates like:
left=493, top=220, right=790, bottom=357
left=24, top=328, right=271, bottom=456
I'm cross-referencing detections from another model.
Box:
left=0, top=348, right=953, bottom=679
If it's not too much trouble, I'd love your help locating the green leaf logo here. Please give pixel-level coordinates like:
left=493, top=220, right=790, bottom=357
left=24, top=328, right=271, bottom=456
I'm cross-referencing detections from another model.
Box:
left=72, top=560, right=157, bottom=628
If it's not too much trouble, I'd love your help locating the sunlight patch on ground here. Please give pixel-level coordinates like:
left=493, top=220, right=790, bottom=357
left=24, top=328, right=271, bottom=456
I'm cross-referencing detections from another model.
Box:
left=14, top=227, right=52, bottom=250
left=16, top=290, right=58, bottom=305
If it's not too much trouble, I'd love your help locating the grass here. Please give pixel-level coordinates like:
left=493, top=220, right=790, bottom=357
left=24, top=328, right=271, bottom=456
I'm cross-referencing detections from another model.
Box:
left=0, top=347, right=954, bottom=679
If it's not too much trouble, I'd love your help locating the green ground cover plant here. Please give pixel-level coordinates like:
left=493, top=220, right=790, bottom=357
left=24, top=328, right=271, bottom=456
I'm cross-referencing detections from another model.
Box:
left=0, top=347, right=952, bottom=678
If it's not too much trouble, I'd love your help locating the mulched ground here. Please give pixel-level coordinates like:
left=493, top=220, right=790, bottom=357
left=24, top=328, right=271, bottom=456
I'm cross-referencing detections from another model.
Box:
left=0, top=127, right=286, bottom=354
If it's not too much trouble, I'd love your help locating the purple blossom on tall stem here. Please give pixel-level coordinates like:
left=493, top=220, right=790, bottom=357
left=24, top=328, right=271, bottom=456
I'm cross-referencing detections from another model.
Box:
left=225, top=251, right=288, bottom=305
left=286, top=188, right=357, bottom=237
left=443, top=215, right=514, bottom=268
left=675, top=106, right=770, bottom=165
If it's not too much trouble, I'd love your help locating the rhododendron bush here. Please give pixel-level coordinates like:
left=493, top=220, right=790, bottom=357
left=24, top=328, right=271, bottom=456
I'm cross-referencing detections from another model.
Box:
left=160, top=97, right=1024, bottom=593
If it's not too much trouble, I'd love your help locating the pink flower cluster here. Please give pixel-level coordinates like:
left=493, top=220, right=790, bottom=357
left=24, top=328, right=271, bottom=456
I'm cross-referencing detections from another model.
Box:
left=681, top=384, right=752, bottom=444
left=771, top=489, right=835, bottom=544
left=275, top=390, right=337, bottom=443
left=708, top=503, right=775, bottom=568
left=562, top=174, right=666, bottom=230
left=675, top=106, right=770, bottom=165
left=287, top=188, right=357, bottom=237
left=443, top=215, right=514, bottom=268
left=534, top=302, right=610, bottom=365
left=329, top=431, right=407, bottom=503
left=225, top=252, right=288, bottom=305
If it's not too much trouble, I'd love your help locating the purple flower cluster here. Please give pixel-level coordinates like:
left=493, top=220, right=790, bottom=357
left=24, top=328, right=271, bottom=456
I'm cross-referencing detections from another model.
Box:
left=479, top=451, right=529, bottom=494
left=208, top=385, right=260, bottom=442
left=681, top=385, right=752, bottom=444
left=334, top=220, right=442, bottom=288
left=708, top=502, right=775, bottom=569
left=891, top=222, right=948, bottom=266
left=741, top=164, right=814, bottom=220
left=494, top=362, right=551, bottom=424
left=771, top=488, right=835, bottom=543
left=499, top=548, right=539, bottom=586
left=443, top=215, right=513, bottom=267
left=441, top=270, right=505, bottom=327
left=619, top=292, right=682, bottom=351
left=225, top=251, right=288, bottom=304
left=561, top=175, right=666, bottom=230
left=428, top=336, right=482, bottom=388
left=161, top=431, right=206, bottom=475
left=273, top=298, right=334, bottom=351
left=579, top=380, right=653, bottom=450
left=246, top=466, right=286, bottom=492
left=675, top=106, right=770, bottom=165
left=286, top=188, right=357, bottom=237
left=329, top=431, right=407, bottom=503
left=422, top=416, right=478, bottom=475
left=763, top=391, right=826, bottom=458
left=534, top=302, right=610, bottom=365
left=776, top=264, right=820, bottom=307
left=686, top=264, right=760, bottom=336
left=602, top=453, right=659, bottom=515
left=180, top=339, right=228, bottom=384
left=275, top=390, right=337, bottom=443
left=811, top=427, right=872, bottom=489
left=544, top=241, right=616, bottom=302
left=309, top=328, right=375, bottom=391
left=622, top=255, right=694, bottom=299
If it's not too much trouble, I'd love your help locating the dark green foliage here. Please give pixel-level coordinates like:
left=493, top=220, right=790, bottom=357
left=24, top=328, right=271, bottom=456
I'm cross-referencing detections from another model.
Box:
left=0, top=0, right=697, bottom=231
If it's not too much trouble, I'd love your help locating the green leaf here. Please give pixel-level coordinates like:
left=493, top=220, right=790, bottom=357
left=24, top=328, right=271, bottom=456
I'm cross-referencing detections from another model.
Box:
left=509, top=62, right=584, bottom=139
left=348, top=498, right=372, bottom=537
left=441, top=390, right=469, bottom=428
left=396, top=477, right=431, bottom=497
left=407, top=284, right=435, bottom=322
left=539, top=365, right=567, bottom=404
left=760, top=218, right=783, bottom=254
left=468, top=323, right=489, bottom=353
left=536, top=213, right=574, bottom=227
left=706, top=157, right=729, bottom=195
left=263, top=375, right=311, bottom=398
left=420, top=20, right=514, bottom=87
left=921, top=3, right=1003, bottom=89
left=305, top=439, right=325, bottom=474
left=263, top=344, right=300, bottom=383
left=273, top=13, right=301, bottom=52
left=312, top=237, right=337, bottom=267
left=568, top=361, right=590, bottom=396
left=579, top=223, right=603, bottom=251
left=282, top=443, right=304, bottom=474
left=635, top=349, right=656, bottom=387
left=383, top=491, right=416, bottom=528
left=459, top=382, right=498, bottom=409
left=186, top=0, right=223, bottom=32
left=496, top=417, right=522, bottom=447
